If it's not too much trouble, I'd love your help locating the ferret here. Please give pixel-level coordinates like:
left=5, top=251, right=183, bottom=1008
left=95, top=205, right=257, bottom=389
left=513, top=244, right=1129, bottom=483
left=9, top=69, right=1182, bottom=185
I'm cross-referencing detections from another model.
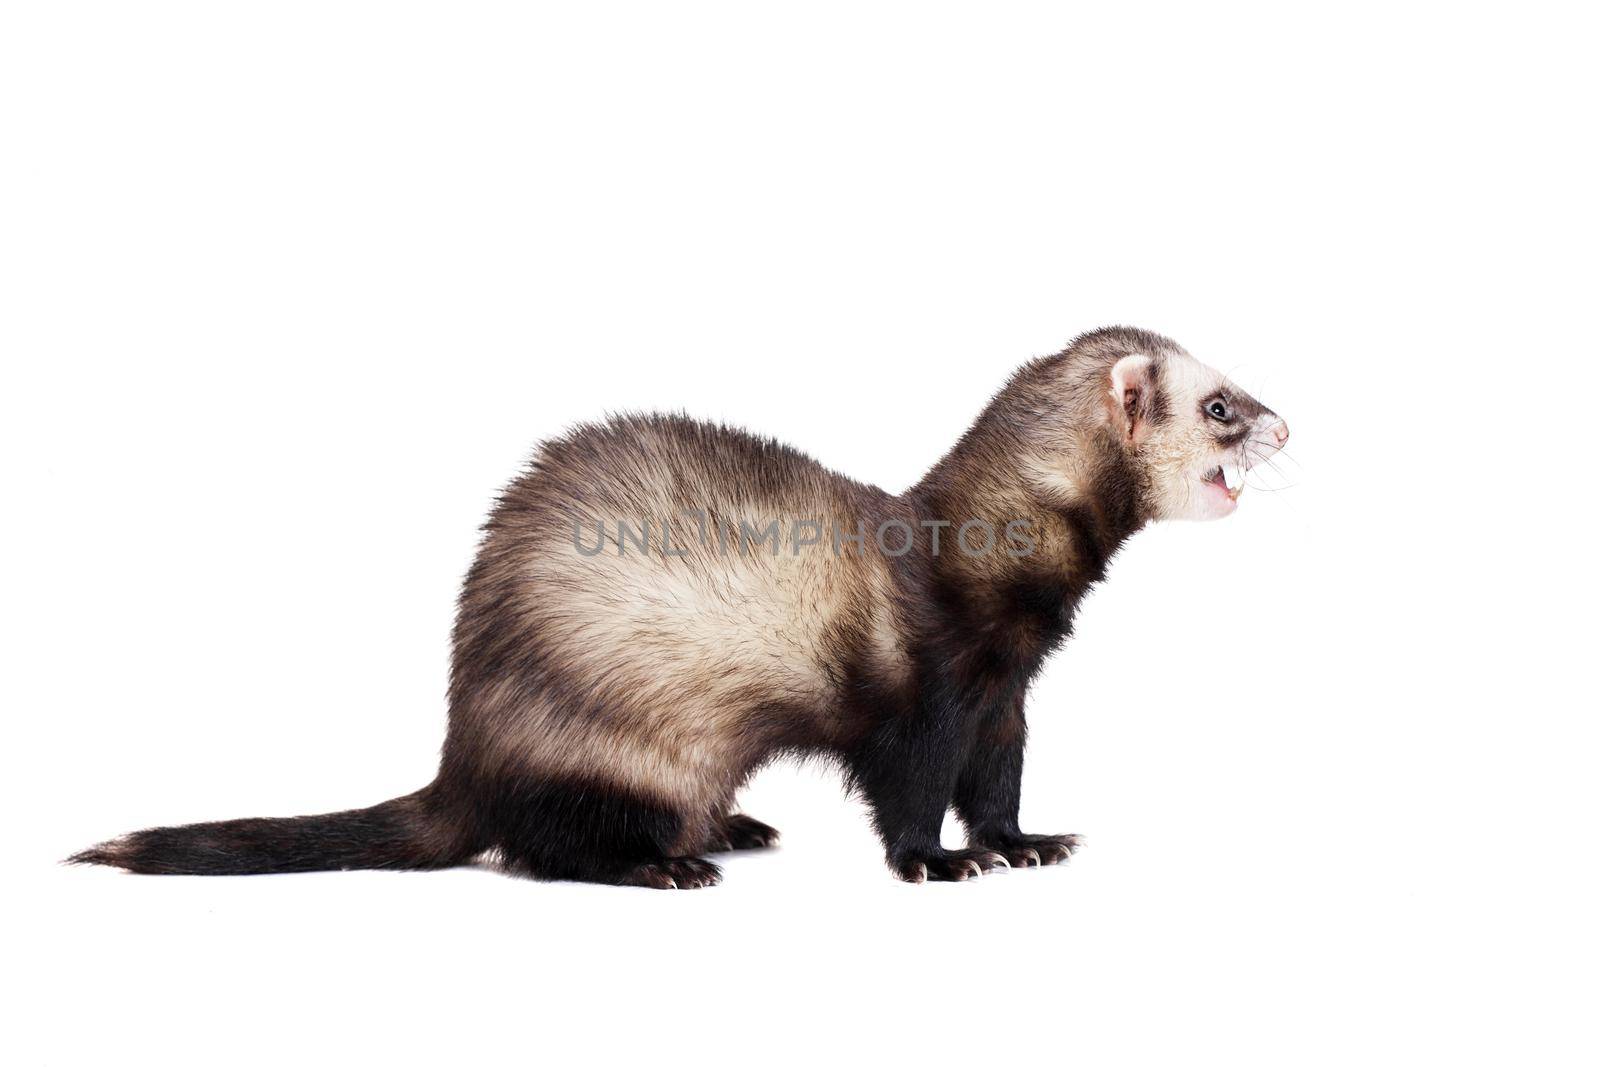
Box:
left=71, top=326, right=1289, bottom=888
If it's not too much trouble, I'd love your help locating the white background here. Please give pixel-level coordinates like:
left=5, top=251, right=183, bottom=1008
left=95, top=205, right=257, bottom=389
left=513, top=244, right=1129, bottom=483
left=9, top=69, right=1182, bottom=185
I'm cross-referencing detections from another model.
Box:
left=4, top=3, right=1596, bottom=1064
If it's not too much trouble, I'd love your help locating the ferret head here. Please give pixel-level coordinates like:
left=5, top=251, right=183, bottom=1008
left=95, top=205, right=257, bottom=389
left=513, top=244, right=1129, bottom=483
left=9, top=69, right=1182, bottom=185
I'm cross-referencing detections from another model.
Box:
left=1103, top=341, right=1289, bottom=521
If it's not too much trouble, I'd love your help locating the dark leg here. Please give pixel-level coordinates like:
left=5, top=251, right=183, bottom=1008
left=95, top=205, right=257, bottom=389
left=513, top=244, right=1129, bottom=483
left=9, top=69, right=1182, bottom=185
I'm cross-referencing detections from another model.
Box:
left=849, top=687, right=1009, bottom=882
left=705, top=811, right=781, bottom=853
left=487, top=775, right=723, bottom=889
left=953, top=696, right=1080, bottom=868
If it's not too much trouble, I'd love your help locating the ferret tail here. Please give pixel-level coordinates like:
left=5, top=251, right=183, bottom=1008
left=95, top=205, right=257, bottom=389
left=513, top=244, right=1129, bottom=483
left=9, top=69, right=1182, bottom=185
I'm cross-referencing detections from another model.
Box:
left=66, top=784, right=480, bottom=875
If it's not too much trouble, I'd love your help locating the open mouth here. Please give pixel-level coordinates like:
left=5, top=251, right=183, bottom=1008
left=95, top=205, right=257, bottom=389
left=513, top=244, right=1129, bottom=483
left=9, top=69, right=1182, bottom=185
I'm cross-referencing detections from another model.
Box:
left=1202, top=463, right=1244, bottom=502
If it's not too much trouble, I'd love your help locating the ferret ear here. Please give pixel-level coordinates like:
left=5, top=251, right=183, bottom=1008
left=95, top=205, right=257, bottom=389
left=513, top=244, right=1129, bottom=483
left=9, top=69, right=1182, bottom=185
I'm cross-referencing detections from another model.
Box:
left=1107, top=354, right=1156, bottom=443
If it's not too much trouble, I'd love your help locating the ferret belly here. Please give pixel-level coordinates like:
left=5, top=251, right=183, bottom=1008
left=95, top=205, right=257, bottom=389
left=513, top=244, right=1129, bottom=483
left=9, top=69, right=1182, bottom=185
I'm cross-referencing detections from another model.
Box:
left=497, top=519, right=894, bottom=809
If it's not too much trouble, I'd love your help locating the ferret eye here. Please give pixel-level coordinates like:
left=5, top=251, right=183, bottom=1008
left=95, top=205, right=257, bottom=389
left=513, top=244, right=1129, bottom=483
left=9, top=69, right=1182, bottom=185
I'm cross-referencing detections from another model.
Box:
left=1206, top=400, right=1229, bottom=421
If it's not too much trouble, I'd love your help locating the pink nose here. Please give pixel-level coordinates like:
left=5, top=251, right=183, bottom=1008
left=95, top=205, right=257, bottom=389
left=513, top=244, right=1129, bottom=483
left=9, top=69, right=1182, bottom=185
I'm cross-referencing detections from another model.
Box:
left=1269, top=419, right=1290, bottom=447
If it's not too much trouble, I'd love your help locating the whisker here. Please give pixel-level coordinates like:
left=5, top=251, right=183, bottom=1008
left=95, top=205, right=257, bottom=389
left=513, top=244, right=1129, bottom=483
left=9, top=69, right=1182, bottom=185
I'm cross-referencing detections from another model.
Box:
left=1249, top=457, right=1293, bottom=484
left=1260, top=448, right=1301, bottom=470
left=1245, top=444, right=1297, bottom=470
left=1241, top=448, right=1297, bottom=489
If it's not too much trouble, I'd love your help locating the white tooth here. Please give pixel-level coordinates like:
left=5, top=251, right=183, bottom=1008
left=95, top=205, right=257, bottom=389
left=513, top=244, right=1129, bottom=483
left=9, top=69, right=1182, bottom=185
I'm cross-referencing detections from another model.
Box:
left=1222, top=464, right=1241, bottom=491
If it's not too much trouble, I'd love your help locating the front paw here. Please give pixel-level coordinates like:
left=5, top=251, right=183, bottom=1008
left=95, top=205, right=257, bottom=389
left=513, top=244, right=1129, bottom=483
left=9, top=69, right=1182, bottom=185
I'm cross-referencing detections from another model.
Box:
left=974, top=833, right=1082, bottom=868
left=892, top=847, right=1010, bottom=883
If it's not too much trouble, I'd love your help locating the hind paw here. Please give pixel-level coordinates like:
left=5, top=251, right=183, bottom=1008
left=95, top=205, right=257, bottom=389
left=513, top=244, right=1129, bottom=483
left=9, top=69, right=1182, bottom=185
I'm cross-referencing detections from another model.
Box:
left=707, top=813, right=780, bottom=852
left=624, top=858, right=723, bottom=890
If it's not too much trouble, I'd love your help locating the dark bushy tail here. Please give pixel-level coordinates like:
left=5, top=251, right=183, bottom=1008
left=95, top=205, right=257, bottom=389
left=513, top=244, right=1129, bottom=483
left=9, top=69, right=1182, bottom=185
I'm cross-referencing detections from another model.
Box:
left=67, top=786, right=478, bottom=875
